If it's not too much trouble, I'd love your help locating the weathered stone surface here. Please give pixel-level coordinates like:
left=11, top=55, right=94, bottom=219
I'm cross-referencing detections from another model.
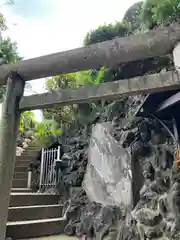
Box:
left=128, top=117, right=179, bottom=240
left=20, top=70, right=180, bottom=111
left=0, top=23, right=179, bottom=86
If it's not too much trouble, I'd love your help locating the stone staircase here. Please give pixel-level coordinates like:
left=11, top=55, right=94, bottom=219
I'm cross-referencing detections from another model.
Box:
left=6, top=143, right=67, bottom=239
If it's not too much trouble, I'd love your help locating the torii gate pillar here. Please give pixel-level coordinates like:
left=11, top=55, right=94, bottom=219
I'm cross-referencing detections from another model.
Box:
left=0, top=72, right=25, bottom=239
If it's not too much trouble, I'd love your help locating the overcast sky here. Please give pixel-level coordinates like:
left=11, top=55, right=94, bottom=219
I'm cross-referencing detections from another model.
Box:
left=1, top=0, right=138, bottom=120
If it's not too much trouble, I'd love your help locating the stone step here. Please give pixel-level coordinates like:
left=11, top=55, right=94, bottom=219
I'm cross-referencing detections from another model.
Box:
left=8, top=204, right=63, bottom=221
left=15, top=161, right=30, bottom=167
left=6, top=217, right=67, bottom=239
left=23, top=147, right=40, bottom=151
left=14, top=166, right=28, bottom=173
left=23, top=150, right=41, bottom=154
left=12, top=179, right=27, bottom=188
left=11, top=188, right=32, bottom=193
left=15, top=158, right=37, bottom=168
left=21, top=153, right=39, bottom=157
left=25, top=146, right=41, bottom=150
left=10, top=193, right=59, bottom=207
left=24, top=147, right=40, bottom=150
left=13, top=172, right=28, bottom=179
left=22, top=150, right=41, bottom=156
left=22, top=149, right=40, bottom=153
left=16, top=156, right=36, bottom=161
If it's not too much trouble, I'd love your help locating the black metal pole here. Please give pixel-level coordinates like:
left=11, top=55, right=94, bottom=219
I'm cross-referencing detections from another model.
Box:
left=0, top=72, right=25, bottom=239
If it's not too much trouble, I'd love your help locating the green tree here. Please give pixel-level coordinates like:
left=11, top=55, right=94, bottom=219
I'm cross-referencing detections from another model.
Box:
left=0, top=12, right=7, bottom=31
left=43, top=68, right=109, bottom=138
left=0, top=10, right=22, bottom=101
left=0, top=9, right=34, bottom=101
left=0, top=11, right=38, bottom=140
left=84, top=22, right=130, bottom=46
left=20, top=110, right=62, bottom=146
left=123, top=1, right=143, bottom=31
left=84, top=15, right=172, bottom=82
left=141, top=0, right=180, bottom=29
left=44, top=68, right=106, bottom=125
left=20, top=111, right=35, bottom=133
left=0, top=37, right=22, bottom=101
left=0, top=37, right=21, bottom=64
left=44, top=74, right=77, bottom=125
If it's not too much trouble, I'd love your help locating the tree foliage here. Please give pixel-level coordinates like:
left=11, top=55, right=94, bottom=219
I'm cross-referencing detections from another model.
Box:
left=20, top=111, right=35, bottom=133
left=20, top=111, right=62, bottom=144
left=0, top=10, right=22, bottom=101
left=0, top=10, right=21, bottom=64
left=84, top=22, right=130, bottom=46
left=44, top=74, right=77, bottom=125
left=0, top=37, right=21, bottom=64
left=141, top=0, right=180, bottom=29
left=123, top=1, right=143, bottom=31
left=0, top=9, right=60, bottom=143
left=44, top=68, right=106, bottom=129
left=0, top=12, right=7, bottom=31
left=0, top=37, right=22, bottom=101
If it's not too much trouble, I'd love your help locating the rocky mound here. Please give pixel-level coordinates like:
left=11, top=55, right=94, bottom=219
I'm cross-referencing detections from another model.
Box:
left=29, top=94, right=180, bottom=239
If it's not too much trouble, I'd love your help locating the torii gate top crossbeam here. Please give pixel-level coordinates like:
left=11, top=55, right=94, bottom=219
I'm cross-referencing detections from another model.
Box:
left=0, top=24, right=179, bottom=85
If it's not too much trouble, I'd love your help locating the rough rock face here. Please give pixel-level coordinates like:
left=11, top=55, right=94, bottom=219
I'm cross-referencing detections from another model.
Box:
left=57, top=126, right=133, bottom=239
left=127, top=119, right=179, bottom=240
left=59, top=115, right=179, bottom=239
left=29, top=96, right=180, bottom=239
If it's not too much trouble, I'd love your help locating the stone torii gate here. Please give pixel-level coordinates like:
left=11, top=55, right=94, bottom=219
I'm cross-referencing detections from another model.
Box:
left=1, top=24, right=180, bottom=239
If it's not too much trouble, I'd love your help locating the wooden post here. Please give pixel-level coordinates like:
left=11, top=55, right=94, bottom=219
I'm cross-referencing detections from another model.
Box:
left=0, top=72, right=25, bottom=239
